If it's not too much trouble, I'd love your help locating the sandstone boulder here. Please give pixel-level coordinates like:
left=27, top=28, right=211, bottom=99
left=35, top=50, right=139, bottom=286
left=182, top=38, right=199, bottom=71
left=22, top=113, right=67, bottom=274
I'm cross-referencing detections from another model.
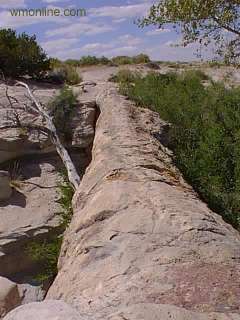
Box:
left=3, top=300, right=81, bottom=320
left=0, top=172, right=12, bottom=201
left=0, top=277, right=21, bottom=318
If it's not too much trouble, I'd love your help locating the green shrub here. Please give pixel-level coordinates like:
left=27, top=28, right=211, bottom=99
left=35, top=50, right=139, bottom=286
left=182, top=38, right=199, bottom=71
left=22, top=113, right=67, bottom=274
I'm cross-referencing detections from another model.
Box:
left=208, top=60, right=223, bottom=68
left=64, top=65, right=81, bottom=85
left=0, top=29, right=50, bottom=78
left=65, top=59, right=81, bottom=67
left=48, top=61, right=81, bottom=85
left=109, top=69, right=138, bottom=83
left=27, top=236, right=62, bottom=282
left=56, top=170, right=74, bottom=228
left=133, top=54, right=151, bottom=64
left=49, top=86, right=77, bottom=140
left=112, top=56, right=134, bottom=65
left=47, top=68, right=66, bottom=84
left=99, top=56, right=111, bottom=65
left=117, top=70, right=240, bottom=229
left=49, top=58, right=63, bottom=69
left=183, top=69, right=210, bottom=81
left=78, top=55, right=110, bottom=66
left=27, top=171, right=74, bottom=283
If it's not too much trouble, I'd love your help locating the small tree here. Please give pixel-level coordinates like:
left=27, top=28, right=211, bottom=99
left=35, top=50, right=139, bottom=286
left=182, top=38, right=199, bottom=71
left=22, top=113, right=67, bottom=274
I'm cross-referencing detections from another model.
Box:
left=139, top=0, right=240, bottom=63
left=0, top=29, right=50, bottom=78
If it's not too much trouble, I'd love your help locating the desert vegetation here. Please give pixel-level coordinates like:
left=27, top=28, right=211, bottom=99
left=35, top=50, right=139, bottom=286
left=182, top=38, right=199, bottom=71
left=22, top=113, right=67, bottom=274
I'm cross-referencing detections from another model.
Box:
left=52, top=54, right=151, bottom=68
left=48, top=85, right=78, bottom=141
left=27, top=170, right=74, bottom=282
left=114, top=69, right=240, bottom=229
left=0, top=29, right=50, bottom=78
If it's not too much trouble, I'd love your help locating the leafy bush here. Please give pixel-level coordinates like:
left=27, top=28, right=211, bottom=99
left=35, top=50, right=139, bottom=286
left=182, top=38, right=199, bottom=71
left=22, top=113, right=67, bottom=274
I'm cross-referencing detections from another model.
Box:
left=49, top=58, right=63, bottom=69
left=183, top=69, right=210, bottom=81
left=109, top=69, right=138, bottom=83
left=65, top=59, right=81, bottom=67
left=208, top=60, right=225, bottom=68
left=57, top=170, right=74, bottom=228
left=78, top=55, right=110, bottom=66
left=47, top=65, right=81, bottom=85
left=27, top=171, right=74, bottom=282
left=0, top=29, right=50, bottom=78
left=117, top=70, right=240, bottom=229
left=62, top=54, right=150, bottom=67
left=64, top=65, right=81, bottom=85
left=112, top=56, right=134, bottom=65
left=27, top=236, right=62, bottom=282
left=111, top=54, right=151, bottom=65
left=133, top=54, right=150, bottom=64
left=49, top=86, right=77, bottom=140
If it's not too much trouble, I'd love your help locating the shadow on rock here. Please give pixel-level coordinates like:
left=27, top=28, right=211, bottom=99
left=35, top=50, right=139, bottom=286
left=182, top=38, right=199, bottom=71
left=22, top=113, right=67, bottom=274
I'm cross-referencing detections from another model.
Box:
left=0, top=189, right=26, bottom=208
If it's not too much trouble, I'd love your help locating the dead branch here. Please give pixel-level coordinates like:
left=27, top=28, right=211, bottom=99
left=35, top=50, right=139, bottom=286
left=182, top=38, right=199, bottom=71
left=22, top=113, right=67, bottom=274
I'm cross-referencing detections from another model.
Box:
left=1, top=79, right=80, bottom=190
left=15, top=81, right=80, bottom=190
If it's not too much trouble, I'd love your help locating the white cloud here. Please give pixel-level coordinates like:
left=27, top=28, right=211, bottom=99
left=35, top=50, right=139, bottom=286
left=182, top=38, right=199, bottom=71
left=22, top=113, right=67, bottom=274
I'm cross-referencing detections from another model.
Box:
left=80, top=43, right=113, bottom=51
left=41, top=37, right=78, bottom=55
left=49, top=33, right=144, bottom=60
left=118, top=34, right=142, bottom=46
left=113, top=18, right=127, bottom=24
left=46, top=21, right=115, bottom=37
left=146, top=28, right=171, bottom=36
left=89, top=3, right=151, bottom=19
left=102, top=45, right=139, bottom=57
left=0, top=0, right=25, bottom=8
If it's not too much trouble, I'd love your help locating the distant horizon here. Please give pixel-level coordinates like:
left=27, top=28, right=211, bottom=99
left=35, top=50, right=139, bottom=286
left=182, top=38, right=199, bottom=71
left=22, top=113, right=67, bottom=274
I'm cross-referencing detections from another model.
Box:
left=0, top=0, right=215, bottom=62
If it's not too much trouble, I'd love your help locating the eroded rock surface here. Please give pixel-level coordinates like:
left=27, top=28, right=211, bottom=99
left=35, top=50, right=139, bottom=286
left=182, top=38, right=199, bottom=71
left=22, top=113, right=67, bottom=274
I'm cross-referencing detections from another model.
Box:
left=46, top=82, right=240, bottom=319
left=0, top=277, right=21, bottom=318
left=2, top=67, right=240, bottom=319
left=0, top=81, right=96, bottom=164
left=3, top=300, right=81, bottom=320
left=0, top=78, right=97, bottom=314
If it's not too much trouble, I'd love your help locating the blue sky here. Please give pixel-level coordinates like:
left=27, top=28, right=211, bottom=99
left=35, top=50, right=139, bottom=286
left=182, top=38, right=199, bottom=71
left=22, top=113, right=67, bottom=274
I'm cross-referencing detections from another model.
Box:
left=0, top=0, right=213, bottom=61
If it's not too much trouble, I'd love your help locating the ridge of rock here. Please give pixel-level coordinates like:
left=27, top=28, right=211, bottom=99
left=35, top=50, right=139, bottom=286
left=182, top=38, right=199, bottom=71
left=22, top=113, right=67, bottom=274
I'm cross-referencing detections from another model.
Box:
left=44, top=83, right=240, bottom=319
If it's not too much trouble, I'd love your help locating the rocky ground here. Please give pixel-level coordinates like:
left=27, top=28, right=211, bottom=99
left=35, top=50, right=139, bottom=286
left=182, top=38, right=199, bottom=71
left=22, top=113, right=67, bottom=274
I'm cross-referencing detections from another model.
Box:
left=0, top=78, right=97, bottom=317
left=1, top=64, right=240, bottom=319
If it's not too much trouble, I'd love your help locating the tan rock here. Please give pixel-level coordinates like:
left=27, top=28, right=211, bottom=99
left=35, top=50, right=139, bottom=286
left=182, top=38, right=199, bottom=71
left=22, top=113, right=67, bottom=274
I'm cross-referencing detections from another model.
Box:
left=0, top=83, right=96, bottom=164
left=0, top=277, right=21, bottom=318
left=3, top=300, right=81, bottom=320
left=46, top=83, right=240, bottom=319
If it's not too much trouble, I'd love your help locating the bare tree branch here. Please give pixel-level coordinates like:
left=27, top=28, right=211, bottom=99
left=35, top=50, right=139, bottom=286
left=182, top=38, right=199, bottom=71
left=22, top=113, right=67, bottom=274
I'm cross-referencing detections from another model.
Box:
left=15, top=81, right=80, bottom=190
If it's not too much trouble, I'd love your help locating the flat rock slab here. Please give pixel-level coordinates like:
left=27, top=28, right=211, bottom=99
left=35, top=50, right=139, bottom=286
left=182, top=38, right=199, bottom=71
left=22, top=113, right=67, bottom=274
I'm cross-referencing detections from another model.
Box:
left=46, top=83, right=240, bottom=319
left=3, top=300, right=82, bottom=320
left=109, top=304, right=240, bottom=320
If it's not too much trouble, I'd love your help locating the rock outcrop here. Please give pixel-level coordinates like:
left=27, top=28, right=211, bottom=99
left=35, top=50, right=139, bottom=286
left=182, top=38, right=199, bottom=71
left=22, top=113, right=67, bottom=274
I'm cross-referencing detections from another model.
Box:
left=43, top=83, right=240, bottom=319
left=0, top=277, right=21, bottom=318
left=0, top=80, right=97, bottom=314
left=0, top=82, right=96, bottom=164
left=2, top=67, right=240, bottom=319
left=3, top=300, right=81, bottom=320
